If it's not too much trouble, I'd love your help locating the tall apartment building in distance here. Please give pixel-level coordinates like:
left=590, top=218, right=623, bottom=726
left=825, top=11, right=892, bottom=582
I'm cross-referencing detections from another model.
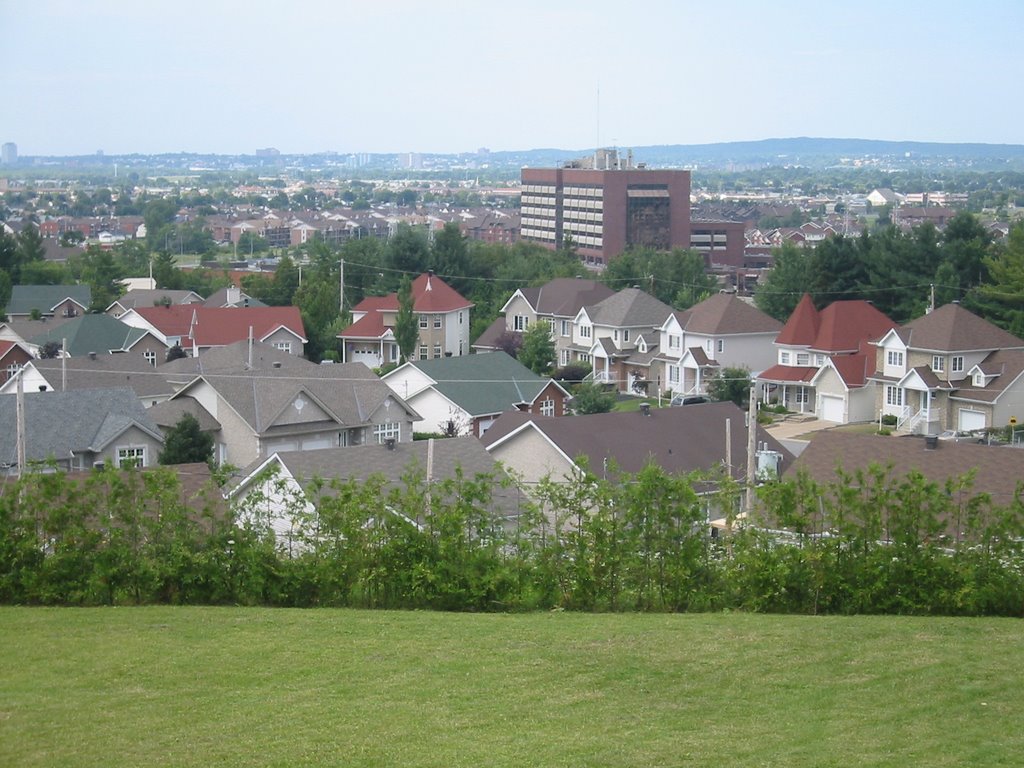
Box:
left=1, top=143, right=16, bottom=165
left=520, top=148, right=691, bottom=266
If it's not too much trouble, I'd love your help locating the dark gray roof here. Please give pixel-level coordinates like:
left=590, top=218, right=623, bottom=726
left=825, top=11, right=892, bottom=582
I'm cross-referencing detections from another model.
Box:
left=7, top=285, right=91, bottom=316
left=158, top=340, right=315, bottom=378
left=175, top=363, right=416, bottom=434
left=0, top=387, right=162, bottom=467
left=23, top=354, right=174, bottom=400
left=29, top=314, right=154, bottom=357
left=519, top=278, right=616, bottom=318
left=391, top=352, right=564, bottom=415
left=585, top=287, right=674, bottom=328
left=148, top=396, right=221, bottom=432
left=239, top=437, right=527, bottom=524
left=482, top=401, right=793, bottom=480
left=109, top=289, right=204, bottom=311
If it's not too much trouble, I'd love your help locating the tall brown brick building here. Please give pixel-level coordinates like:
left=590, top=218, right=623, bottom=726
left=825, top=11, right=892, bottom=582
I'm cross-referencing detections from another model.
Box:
left=520, top=149, right=691, bottom=266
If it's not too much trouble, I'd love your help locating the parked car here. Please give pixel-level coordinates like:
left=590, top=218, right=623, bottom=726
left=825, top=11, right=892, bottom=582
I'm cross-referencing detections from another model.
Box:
left=670, top=395, right=710, bottom=407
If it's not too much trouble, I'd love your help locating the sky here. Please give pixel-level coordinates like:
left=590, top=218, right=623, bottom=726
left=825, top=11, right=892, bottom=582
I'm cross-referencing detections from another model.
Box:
left=2, top=0, right=1022, bottom=156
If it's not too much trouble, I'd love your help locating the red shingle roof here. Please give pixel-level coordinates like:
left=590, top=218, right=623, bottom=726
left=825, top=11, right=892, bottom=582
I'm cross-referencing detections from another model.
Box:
left=775, top=294, right=819, bottom=346
left=134, top=305, right=306, bottom=346
left=776, top=294, right=897, bottom=353
left=758, top=364, right=819, bottom=383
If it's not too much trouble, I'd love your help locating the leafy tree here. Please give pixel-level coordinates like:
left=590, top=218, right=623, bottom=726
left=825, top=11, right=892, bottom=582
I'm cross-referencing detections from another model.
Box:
left=80, top=245, right=121, bottom=310
left=493, top=330, right=522, bottom=358
left=429, top=222, right=470, bottom=294
left=59, top=230, right=85, bottom=246
left=269, top=255, right=299, bottom=305
left=706, top=366, right=752, bottom=409
left=0, top=268, right=11, bottom=316
left=0, top=230, right=18, bottom=280
left=602, top=247, right=715, bottom=308
left=755, top=242, right=814, bottom=321
left=393, top=275, right=418, bottom=363
left=293, top=274, right=341, bottom=362
left=518, top=322, right=555, bottom=375
left=143, top=198, right=179, bottom=252
left=237, top=231, right=269, bottom=256
left=571, top=383, right=616, bottom=415
left=159, top=413, right=214, bottom=465
left=385, top=224, right=429, bottom=289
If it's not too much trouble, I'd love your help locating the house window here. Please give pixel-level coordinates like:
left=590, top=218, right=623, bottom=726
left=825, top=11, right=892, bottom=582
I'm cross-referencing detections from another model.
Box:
left=459, top=311, right=463, bottom=325
left=717, top=339, right=724, bottom=354
left=5, top=362, right=22, bottom=379
left=418, top=345, right=428, bottom=360
left=144, top=350, right=157, bottom=367
left=539, top=399, right=555, bottom=416
left=669, top=366, right=680, bottom=384
left=886, top=385, right=904, bottom=407
left=952, top=356, right=964, bottom=373
left=815, top=354, right=824, bottom=366
left=668, top=334, right=680, bottom=351
left=974, top=372, right=984, bottom=387
left=373, top=422, right=400, bottom=444
left=623, top=330, right=630, bottom=343
left=613, top=330, right=619, bottom=342
left=273, top=341, right=293, bottom=354
left=560, top=320, right=571, bottom=337
left=794, top=388, right=809, bottom=404
left=796, top=353, right=810, bottom=366
left=780, top=351, right=791, bottom=365
left=390, top=345, right=398, bottom=362
left=932, top=355, right=945, bottom=373
left=433, top=314, right=442, bottom=329
left=419, top=315, right=428, bottom=329
left=706, top=339, right=713, bottom=352
left=887, top=350, right=904, bottom=367
left=433, top=344, right=442, bottom=358
left=560, top=349, right=570, bottom=366
left=579, top=324, right=591, bottom=339
left=513, top=315, right=529, bottom=332
left=578, top=352, right=591, bottom=363
left=116, top=446, right=146, bottom=468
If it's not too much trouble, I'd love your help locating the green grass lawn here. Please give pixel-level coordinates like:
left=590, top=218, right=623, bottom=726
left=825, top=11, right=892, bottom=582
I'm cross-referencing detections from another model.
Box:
left=2, top=609, right=1021, bottom=767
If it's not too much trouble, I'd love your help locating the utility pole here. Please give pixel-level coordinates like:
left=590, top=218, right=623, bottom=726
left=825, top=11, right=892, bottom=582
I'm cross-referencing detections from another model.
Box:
left=745, top=384, right=758, bottom=517
left=16, top=369, right=26, bottom=479
left=339, top=258, right=345, bottom=315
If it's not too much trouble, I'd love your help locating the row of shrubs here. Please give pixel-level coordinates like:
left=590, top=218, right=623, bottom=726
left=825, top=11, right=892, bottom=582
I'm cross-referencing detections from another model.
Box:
left=0, top=462, right=1021, bottom=615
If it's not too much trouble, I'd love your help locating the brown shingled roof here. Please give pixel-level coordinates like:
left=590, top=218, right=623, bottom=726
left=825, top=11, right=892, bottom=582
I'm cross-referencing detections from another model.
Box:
left=902, top=303, right=1024, bottom=353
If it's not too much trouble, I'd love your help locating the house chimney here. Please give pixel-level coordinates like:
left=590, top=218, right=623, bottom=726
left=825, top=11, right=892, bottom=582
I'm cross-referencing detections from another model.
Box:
left=640, top=402, right=651, bottom=417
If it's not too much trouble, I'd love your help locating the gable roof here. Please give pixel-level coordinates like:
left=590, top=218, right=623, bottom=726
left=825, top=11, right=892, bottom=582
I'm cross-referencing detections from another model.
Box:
left=482, top=401, right=793, bottom=480
left=7, top=285, right=92, bottom=316
left=342, top=273, right=472, bottom=338
left=585, top=287, right=675, bottom=328
left=775, top=294, right=819, bottom=346
left=515, top=277, right=616, bottom=317
left=787, top=431, right=1024, bottom=509
left=950, top=349, right=1024, bottom=404
left=10, top=354, right=173, bottom=400
left=133, top=305, right=307, bottom=347
left=233, top=437, right=526, bottom=525
left=389, top=351, right=568, bottom=415
left=0, top=387, right=163, bottom=467
left=108, top=289, right=204, bottom=313
left=28, top=313, right=154, bottom=356
left=158, top=340, right=314, bottom=378
left=900, top=303, right=1024, bottom=353
left=173, top=364, right=416, bottom=435
left=679, top=293, right=782, bottom=336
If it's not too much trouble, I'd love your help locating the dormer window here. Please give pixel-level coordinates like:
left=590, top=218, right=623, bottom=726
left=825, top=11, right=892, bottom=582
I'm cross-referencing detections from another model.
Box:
left=974, top=372, right=985, bottom=387
left=796, top=353, right=810, bottom=366
left=780, top=351, right=791, bottom=365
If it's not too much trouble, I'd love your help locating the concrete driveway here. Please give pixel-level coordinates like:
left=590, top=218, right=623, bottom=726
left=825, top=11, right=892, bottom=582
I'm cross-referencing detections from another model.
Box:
left=764, top=418, right=837, bottom=441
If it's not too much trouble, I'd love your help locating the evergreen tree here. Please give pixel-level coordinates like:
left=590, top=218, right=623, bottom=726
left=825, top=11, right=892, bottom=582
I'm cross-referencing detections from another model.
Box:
left=393, top=275, right=419, bottom=363
left=159, top=413, right=214, bottom=465
left=754, top=242, right=813, bottom=321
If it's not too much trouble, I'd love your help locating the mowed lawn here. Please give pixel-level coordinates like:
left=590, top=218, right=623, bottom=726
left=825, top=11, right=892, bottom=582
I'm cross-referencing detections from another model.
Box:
left=2, top=609, right=1022, bottom=767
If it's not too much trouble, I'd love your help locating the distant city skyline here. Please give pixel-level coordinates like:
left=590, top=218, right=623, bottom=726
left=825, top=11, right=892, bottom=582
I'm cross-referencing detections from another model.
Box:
left=2, top=0, right=1022, bottom=156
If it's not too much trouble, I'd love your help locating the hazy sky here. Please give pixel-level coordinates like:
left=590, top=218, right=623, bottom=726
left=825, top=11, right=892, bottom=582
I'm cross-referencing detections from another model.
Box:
left=3, top=0, right=1021, bottom=155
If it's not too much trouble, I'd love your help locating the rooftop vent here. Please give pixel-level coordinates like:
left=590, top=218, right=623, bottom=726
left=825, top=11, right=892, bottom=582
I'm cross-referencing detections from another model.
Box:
left=925, top=435, right=939, bottom=450
left=89, top=351, right=97, bottom=360
left=272, top=361, right=282, bottom=369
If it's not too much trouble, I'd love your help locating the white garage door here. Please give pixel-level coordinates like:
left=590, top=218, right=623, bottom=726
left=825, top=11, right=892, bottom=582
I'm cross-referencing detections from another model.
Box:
left=820, top=395, right=845, bottom=423
left=958, top=409, right=987, bottom=432
left=300, top=437, right=333, bottom=451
